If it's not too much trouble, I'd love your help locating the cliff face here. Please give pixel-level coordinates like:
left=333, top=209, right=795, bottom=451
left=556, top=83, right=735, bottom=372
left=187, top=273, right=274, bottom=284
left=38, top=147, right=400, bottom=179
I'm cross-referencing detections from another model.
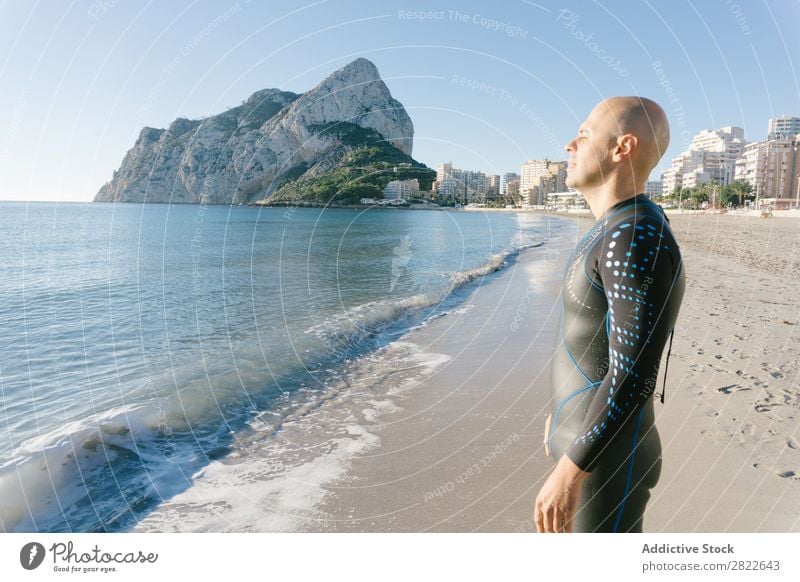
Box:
left=94, top=58, right=415, bottom=204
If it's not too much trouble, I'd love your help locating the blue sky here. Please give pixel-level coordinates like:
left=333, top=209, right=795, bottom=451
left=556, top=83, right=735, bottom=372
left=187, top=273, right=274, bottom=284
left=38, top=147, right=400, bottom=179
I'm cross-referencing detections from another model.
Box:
left=0, top=0, right=798, bottom=201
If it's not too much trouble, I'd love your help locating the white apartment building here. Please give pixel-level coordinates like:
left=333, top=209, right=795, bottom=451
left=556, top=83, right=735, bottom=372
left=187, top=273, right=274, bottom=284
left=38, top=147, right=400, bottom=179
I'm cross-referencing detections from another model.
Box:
left=735, top=135, right=800, bottom=203
left=384, top=179, right=419, bottom=202
left=502, top=172, right=520, bottom=197
left=644, top=180, right=663, bottom=198
left=487, top=174, right=501, bottom=199
left=662, top=126, right=745, bottom=194
left=434, top=163, right=488, bottom=203
left=437, top=177, right=458, bottom=199
left=436, top=162, right=453, bottom=183
left=520, top=160, right=567, bottom=206
left=768, top=116, right=800, bottom=140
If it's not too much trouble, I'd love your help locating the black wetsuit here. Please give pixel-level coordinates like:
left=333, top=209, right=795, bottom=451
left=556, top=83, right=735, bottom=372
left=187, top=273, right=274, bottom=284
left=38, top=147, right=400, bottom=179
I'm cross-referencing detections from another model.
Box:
left=548, top=193, right=685, bottom=532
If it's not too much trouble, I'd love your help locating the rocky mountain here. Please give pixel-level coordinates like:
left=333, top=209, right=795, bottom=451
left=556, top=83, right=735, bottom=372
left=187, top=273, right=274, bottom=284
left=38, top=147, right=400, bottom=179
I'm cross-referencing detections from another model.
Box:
left=94, top=58, right=420, bottom=204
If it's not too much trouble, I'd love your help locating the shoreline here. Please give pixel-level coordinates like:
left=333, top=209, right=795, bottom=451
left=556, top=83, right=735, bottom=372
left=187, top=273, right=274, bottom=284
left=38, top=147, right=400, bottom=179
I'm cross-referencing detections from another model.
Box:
left=299, top=219, right=579, bottom=532
left=298, top=211, right=800, bottom=532
left=129, top=213, right=579, bottom=533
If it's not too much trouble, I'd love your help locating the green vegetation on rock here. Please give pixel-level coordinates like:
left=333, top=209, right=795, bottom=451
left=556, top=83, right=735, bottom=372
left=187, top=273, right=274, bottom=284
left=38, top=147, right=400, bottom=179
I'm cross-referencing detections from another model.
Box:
left=267, top=122, right=435, bottom=205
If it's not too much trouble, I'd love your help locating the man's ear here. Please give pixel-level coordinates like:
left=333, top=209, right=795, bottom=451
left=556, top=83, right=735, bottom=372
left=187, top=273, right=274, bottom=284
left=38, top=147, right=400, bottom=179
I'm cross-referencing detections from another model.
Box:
left=612, top=134, right=638, bottom=162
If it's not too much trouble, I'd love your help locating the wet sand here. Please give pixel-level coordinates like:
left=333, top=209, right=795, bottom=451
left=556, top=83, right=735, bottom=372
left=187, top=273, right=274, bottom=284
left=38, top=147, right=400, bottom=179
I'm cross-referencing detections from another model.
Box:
left=301, top=211, right=800, bottom=532
left=299, top=220, right=579, bottom=532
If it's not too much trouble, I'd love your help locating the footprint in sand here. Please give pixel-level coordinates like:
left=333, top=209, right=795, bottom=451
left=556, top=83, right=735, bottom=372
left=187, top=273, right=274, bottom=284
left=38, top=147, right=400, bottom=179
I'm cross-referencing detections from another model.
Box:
left=717, top=384, right=751, bottom=394
left=707, top=363, right=731, bottom=374
left=754, top=395, right=799, bottom=422
left=735, top=370, right=770, bottom=388
left=787, top=437, right=800, bottom=450
left=761, top=363, right=784, bottom=379
left=779, top=389, right=800, bottom=408
left=683, top=383, right=706, bottom=397
left=776, top=470, right=798, bottom=479
left=703, top=421, right=758, bottom=446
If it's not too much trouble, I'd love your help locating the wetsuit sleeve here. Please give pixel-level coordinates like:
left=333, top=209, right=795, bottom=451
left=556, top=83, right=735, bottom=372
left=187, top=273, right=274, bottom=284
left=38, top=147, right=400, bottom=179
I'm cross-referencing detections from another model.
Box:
left=565, top=218, right=679, bottom=472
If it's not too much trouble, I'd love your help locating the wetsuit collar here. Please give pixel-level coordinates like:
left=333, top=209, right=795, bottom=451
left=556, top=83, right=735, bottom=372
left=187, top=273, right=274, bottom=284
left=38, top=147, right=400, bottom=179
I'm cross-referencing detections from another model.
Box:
left=597, top=193, right=650, bottom=225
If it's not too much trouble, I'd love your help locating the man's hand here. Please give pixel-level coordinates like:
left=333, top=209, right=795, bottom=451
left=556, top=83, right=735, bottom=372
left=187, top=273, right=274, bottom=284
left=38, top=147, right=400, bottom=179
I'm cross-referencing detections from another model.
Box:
left=534, top=454, right=590, bottom=533
left=543, top=414, right=552, bottom=457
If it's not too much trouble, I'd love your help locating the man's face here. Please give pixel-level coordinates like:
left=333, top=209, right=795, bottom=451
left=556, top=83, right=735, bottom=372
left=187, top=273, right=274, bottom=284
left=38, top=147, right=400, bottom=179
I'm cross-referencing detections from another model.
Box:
left=564, top=103, right=616, bottom=190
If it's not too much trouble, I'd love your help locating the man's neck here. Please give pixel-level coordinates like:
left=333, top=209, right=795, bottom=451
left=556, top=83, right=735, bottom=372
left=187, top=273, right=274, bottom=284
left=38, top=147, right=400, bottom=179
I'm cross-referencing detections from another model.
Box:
left=580, top=177, right=644, bottom=220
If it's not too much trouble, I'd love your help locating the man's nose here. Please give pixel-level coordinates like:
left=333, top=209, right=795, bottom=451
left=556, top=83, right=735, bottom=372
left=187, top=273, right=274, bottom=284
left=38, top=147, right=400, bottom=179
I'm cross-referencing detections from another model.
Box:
left=565, top=139, right=576, bottom=153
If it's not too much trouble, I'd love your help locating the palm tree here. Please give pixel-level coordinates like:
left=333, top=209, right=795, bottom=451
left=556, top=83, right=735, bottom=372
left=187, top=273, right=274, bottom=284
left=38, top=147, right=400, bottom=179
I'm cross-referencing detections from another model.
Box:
left=729, top=180, right=752, bottom=207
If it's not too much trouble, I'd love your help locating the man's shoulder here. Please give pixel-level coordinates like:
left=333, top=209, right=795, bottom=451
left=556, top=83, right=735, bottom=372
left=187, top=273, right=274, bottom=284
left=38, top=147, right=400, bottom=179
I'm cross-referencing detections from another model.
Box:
left=604, top=201, right=679, bottom=243
left=605, top=198, right=665, bottom=223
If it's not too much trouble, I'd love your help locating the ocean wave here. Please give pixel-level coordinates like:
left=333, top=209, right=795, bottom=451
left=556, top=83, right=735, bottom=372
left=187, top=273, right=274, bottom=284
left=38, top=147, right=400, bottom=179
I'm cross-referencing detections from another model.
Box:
left=0, top=402, right=176, bottom=532
left=304, top=240, right=545, bottom=354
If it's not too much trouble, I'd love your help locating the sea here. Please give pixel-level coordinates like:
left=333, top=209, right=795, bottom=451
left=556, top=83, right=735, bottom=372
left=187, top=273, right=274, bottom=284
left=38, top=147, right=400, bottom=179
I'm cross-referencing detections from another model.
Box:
left=0, top=201, right=572, bottom=532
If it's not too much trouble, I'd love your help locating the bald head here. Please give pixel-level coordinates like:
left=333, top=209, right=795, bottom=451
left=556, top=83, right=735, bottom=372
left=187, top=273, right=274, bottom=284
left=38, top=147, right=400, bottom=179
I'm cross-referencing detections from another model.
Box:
left=595, top=96, right=670, bottom=172
left=565, top=96, right=671, bottom=202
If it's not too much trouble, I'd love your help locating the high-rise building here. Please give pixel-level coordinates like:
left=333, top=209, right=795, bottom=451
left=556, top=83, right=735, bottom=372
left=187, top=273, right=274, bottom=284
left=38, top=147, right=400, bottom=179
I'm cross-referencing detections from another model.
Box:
left=735, top=136, right=800, bottom=203
left=502, top=173, right=520, bottom=197
left=520, top=160, right=567, bottom=205
left=487, top=174, right=501, bottom=199
left=644, top=181, right=663, bottom=198
left=384, top=179, right=419, bottom=201
left=662, top=126, right=745, bottom=195
left=767, top=115, right=800, bottom=140
left=434, top=163, right=489, bottom=203
left=437, top=177, right=458, bottom=199
left=436, top=162, right=453, bottom=183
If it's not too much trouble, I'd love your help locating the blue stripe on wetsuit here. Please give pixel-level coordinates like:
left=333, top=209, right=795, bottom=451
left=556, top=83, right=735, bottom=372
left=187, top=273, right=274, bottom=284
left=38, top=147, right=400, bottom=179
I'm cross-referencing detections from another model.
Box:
left=612, top=407, right=645, bottom=532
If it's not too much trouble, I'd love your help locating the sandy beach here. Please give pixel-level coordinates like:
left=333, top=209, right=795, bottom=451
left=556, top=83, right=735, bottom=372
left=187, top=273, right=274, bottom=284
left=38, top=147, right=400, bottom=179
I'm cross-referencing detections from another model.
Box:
left=296, top=211, right=800, bottom=533
left=648, top=213, right=800, bottom=531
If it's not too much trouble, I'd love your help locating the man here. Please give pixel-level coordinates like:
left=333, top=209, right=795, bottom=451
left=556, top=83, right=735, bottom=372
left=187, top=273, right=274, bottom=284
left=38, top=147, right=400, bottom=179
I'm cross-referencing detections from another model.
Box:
left=534, top=97, right=685, bottom=533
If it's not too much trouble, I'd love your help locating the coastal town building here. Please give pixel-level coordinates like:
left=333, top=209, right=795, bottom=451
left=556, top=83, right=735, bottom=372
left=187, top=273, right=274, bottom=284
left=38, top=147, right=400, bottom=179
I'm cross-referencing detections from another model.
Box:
left=436, top=177, right=458, bottom=199
left=767, top=115, right=800, bottom=140
left=735, top=135, right=800, bottom=206
left=644, top=180, right=663, bottom=198
left=661, top=126, right=745, bottom=195
left=502, top=173, right=520, bottom=202
left=435, top=162, right=453, bottom=183
left=487, top=174, right=501, bottom=199
left=520, top=159, right=567, bottom=206
left=383, top=178, right=419, bottom=202
left=433, top=162, right=489, bottom=203
left=547, top=191, right=585, bottom=210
